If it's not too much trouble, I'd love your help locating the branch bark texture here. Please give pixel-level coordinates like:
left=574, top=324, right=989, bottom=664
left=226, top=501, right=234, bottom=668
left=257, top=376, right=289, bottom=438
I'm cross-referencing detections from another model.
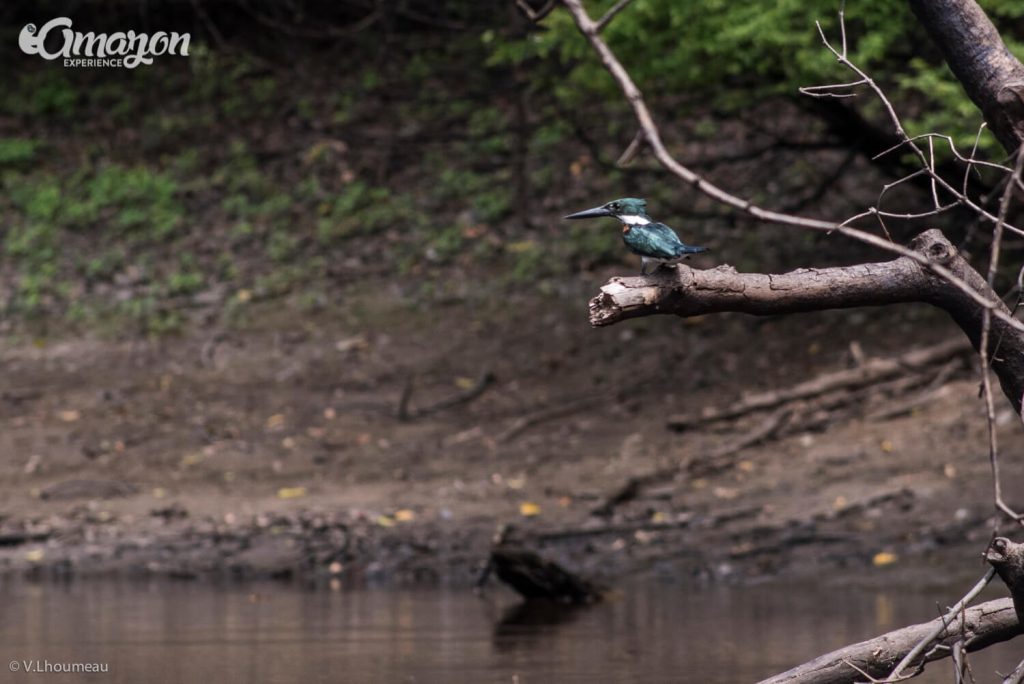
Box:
left=909, top=0, right=1024, bottom=153
left=988, top=537, right=1024, bottom=624
left=590, top=230, right=1024, bottom=414
left=758, top=597, right=1020, bottom=684
left=909, top=0, right=1024, bottom=152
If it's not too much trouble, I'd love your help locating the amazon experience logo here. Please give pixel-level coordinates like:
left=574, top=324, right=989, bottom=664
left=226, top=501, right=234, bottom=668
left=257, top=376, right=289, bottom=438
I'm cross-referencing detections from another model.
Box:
left=19, top=17, right=190, bottom=68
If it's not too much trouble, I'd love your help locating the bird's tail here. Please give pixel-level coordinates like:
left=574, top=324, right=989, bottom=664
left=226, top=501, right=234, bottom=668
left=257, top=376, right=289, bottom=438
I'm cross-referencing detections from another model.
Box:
left=678, top=244, right=709, bottom=255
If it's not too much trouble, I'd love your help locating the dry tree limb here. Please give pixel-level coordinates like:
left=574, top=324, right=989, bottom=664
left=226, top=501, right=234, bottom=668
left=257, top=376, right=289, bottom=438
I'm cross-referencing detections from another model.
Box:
left=596, top=366, right=945, bottom=518
left=666, top=337, right=969, bottom=430
left=758, top=598, right=1019, bottom=684
left=0, top=529, right=52, bottom=546
left=986, top=537, right=1024, bottom=623
left=545, top=504, right=763, bottom=542
left=397, top=370, right=495, bottom=421
left=496, top=396, right=601, bottom=443
left=537, top=514, right=696, bottom=542
left=592, top=409, right=788, bottom=516
left=865, top=358, right=962, bottom=421
left=685, top=409, right=789, bottom=478
left=988, top=538, right=1024, bottom=684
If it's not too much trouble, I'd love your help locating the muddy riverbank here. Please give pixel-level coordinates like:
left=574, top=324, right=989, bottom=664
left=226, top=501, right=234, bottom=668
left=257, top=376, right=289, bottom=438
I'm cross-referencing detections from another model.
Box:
left=0, top=291, right=1018, bottom=588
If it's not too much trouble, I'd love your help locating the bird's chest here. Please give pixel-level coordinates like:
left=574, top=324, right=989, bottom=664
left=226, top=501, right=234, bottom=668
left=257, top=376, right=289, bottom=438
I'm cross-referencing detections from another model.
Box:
left=618, top=227, right=643, bottom=250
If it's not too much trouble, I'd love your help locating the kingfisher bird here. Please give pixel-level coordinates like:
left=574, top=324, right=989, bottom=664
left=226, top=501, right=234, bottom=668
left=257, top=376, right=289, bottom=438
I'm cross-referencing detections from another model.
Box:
left=564, top=198, right=708, bottom=275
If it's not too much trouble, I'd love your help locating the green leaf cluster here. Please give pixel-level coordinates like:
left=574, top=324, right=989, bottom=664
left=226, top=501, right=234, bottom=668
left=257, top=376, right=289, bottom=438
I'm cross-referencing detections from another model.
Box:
left=494, top=0, right=1024, bottom=154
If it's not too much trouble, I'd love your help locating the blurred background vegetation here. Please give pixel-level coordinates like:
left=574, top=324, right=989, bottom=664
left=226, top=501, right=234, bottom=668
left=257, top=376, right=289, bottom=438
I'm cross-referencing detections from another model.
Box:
left=0, top=0, right=1020, bottom=337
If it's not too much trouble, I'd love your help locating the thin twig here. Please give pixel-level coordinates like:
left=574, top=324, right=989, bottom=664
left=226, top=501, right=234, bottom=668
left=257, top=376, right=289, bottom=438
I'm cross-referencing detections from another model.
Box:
left=616, top=129, right=645, bottom=166
left=809, top=17, right=1023, bottom=238
left=886, top=569, right=996, bottom=681
left=928, top=136, right=940, bottom=209
left=873, top=132, right=1011, bottom=175
left=963, top=123, right=989, bottom=197
left=1003, top=657, right=1024, bottom=684
left=980, top=146, right=1024, bottom=525
left=515, top=0, right=557, bottom=22
left=595, top=0, right=634, bottom=32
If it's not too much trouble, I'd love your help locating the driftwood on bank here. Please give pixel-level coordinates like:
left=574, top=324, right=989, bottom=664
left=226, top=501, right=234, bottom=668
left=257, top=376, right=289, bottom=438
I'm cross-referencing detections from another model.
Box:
left=496, top=396, right=601, bottom=443
left=590, top=230, right=1024, bottom=416
left=593, top=409, right=786, bottom=516
left=595, top=358, right=955, bottom=516
left=667, top=338, right=970, bottom=430
left=397, top=370, right=495, bottom=421
left=758, top=598, right=1020, bottom=684
left=864, top=358, right=961, bottom=420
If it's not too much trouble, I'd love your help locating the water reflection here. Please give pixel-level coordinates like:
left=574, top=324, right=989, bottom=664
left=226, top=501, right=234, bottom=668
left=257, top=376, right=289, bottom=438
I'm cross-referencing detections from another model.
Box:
left=493, top=600, right=590, bottom=647
left=0, top=578, right=1018, bottom=683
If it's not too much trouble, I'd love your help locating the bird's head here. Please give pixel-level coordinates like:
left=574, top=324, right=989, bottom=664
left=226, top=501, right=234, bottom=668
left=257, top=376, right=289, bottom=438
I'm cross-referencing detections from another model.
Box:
left=564, top=197, right=650, bottom=225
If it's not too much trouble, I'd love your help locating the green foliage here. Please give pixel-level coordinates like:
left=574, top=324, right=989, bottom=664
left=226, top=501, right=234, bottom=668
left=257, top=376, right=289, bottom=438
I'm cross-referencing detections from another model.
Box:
left=0, top=139, right=38, bottom=167
left=1, top=161, right=183, bottom=319
left=436, top=168, right=512, bottom=223
left=2, top=71, right=77, bottom=117
left=165, top=255, right=205, bottom=296
left=505, top=240, right=558, bottom=283
left=316, top=182, right=421, bottom=243
left=496, top=0, right=1024, bottom=155
left=84, top=248, right=125, bottom=281
left=116, top=295, right=184, bottom=335
left=566, top=223, right=623, bottom=268
left=20, top=1, right=1015, bottom=334
left=265, top=229, right=300, bottom=263
left=69, top=165, right=183, bottom=239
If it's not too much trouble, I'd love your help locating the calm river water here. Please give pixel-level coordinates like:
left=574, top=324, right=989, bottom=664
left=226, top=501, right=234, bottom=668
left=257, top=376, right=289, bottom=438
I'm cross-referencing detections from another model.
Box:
left=0, top=577, right=1018, bottom=683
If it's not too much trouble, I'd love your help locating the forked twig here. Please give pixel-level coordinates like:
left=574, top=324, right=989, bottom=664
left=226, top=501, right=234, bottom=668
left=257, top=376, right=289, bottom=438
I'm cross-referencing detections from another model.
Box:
left=885, top=569, right=996, bottom=681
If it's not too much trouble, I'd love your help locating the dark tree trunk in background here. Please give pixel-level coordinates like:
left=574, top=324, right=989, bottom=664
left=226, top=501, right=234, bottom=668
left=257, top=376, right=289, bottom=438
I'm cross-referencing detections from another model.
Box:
left=909, top=0, right=1024, bottom=153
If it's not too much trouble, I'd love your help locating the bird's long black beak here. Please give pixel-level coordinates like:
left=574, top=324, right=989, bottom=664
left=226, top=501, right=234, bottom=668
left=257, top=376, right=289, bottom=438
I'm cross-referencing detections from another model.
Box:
left=564, top=205, right=612, bottom=220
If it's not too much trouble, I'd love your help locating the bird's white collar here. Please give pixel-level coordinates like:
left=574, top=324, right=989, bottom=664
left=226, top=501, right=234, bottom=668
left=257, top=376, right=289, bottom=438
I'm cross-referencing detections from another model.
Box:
left=619, top=215, right=650, bottom=225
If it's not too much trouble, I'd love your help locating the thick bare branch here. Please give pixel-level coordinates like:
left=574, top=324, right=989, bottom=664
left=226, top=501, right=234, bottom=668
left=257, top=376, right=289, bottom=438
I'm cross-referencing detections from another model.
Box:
left=909, top=0, right=1024, bottom=154
left=590, top=230, right=1024, bottom=415
left=758, top=598, right=1020, bottom=684
left=987, top=537, right=1024, bottom=623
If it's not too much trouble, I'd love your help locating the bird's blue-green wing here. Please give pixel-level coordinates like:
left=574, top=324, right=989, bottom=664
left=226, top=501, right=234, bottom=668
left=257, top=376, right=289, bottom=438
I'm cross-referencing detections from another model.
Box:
left=623, top=223, right=686, bottom=259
